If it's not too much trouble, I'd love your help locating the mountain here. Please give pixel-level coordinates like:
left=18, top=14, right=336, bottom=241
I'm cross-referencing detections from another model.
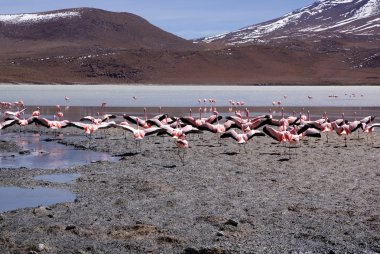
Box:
left=0, top=6, right=378, bottom=85
left=0, top=8, right=198, bottom=53
left=199, top=0, right=380, bottom=46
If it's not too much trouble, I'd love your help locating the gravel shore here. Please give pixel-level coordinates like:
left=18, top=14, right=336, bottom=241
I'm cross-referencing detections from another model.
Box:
left=0, top=126, right=379, bottom=253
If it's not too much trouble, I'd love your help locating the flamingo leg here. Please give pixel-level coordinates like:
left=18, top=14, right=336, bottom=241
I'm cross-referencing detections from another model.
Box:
left=344, top=136, right=347, bottom=147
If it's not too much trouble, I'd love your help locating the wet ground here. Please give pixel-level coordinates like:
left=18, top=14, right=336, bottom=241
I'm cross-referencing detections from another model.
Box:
left=0, top=125, right=379, bottom=253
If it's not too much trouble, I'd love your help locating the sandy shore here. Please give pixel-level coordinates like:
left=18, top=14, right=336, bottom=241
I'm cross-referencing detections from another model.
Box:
left=0, top=126, right=379, bottom=253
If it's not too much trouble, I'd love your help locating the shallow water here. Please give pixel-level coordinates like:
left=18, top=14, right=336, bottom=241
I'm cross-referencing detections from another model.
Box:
left=0, top=133, right=118, bottom=169
left=34, top=173, right=81, bottom=183
left=0, top=186, right=75, bottom=213
left=0, top=84, right=379, bottom=107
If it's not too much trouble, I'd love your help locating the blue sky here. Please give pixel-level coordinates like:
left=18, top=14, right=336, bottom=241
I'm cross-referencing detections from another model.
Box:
left=0, top=0, right=316, bottom=39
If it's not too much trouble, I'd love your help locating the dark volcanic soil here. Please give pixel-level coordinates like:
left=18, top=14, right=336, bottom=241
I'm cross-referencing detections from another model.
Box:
left=0, top=126, right=379, bottom=253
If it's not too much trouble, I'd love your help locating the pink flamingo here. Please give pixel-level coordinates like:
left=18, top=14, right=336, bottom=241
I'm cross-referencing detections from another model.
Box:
left=176, top=134, right=189, bottom=165
left=331, top=113, right=361, bottom=147
left=115, top=118, right=162, bottom=152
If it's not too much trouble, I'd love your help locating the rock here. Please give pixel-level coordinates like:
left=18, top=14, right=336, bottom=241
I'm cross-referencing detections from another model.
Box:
left=36, top=243, right=45, bottom=251
left=216, top=231, right=225, bottom=236
left=28, top=251, right=38, bottom=254
left=65, top=225, right=76, bottom=230
left=19, top=150, right=31, bottom=155
left=32, top=206, right=48, bottom=215
left=183, top=247, right=228, bottom=254
left=224, top=219, right=238, bottom=227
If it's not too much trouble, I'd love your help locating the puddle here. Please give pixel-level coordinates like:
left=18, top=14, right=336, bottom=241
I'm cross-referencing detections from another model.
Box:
left=0, top=186, right=75, bottom=213
left=34, top=173, right=81, bottom=184
left=0, top=133, right=118, bottom=169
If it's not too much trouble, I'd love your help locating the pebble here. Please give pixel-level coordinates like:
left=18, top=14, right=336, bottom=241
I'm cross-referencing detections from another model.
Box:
left=36, top=243, right=45, bottom=251
left=65, top=225, right=76, bottom=230
left=224, top=219, right=238, bottom=227
left=216, top=231, right=225, bottom=236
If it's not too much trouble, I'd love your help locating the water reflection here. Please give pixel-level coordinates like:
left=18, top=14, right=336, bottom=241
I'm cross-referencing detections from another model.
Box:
left=0, top=186, right=75, bottom=212
left=0, top=133, right=118, bottom=169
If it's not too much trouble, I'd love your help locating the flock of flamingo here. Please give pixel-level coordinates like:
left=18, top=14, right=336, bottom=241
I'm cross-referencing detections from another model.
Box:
left=0, top=98, right=379, bottom=161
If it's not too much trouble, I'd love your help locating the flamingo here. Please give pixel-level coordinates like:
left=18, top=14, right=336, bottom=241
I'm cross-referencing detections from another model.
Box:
left=3, top=108, right=27, bottom=119
left=80, top=114, right=117, bottom=124
left=361, top=121, right=380, bottom=146
left=158, top=117, right=202, bottom=139
left=68, top=121, right=116, bottom=136
left=176, top=134, right=189, bottom=165
left=123, top=108, right=161, bottom=129
left=0, top=117, right=35, bottom=131
left=264, top=125, right=320, bottom=158
left=55, top=105, right=63, bottom=120
left=331, top=113, right=361, bottom=147
left=33, top=117, right=70, bottom=130
left=198, top=111, right=236, bottom=144
left=180, top=109, right=221, bottom=128
left=221, top=128, right=265, bottom=153
left=115, top=118, right=163, bottom=152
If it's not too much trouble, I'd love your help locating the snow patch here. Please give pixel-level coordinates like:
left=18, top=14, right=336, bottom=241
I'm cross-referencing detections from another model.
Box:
left=0, top=11, right=80, bottom=24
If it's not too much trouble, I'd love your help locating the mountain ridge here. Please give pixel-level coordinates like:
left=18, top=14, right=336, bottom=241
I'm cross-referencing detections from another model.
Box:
left=199, top=0, right=380, bottom=46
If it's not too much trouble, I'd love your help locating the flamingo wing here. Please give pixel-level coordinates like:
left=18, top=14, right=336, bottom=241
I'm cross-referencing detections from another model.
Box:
left=179, top=117, right=196, bottom=127
left=349, top=121, right=362, bottom=133
left=221, top=130, right=239, bottom=141
left=206, top=115, right=222, bottom=124
left=144, top=127, right=163, bottom=136
left=246, top=130, right=265, bottom=140
left=263, top=126, right=282, bottom=141
left=123, top=116, right=144, bottom=126
left=98, top=121, right=117, bottom=129
left=360, top=116, right=375, bottom=124
left=297, top=124, right=313, bottom=134
left=101, top=114, right=117, bottom=122
left=0, top=119, right=18, bottom=130
left=114, top=124, right=135, bottom=133
left=58, top=120, right=71, bottom=128
left=182, top=125, right=202, bottom=135
left=223, top=120, right=237, bottom=131
left=151, top=114, right=168, bottom=121
left=147, top=118, right=163, bottom=127
left=267, top=118, right=281, bottom=126
left=225, top=115, right=242, bottom=124
left=197, top=122, right=215, bottom=132
left=79, top=116, right=94, bottom=123
left=32, top=117, right=52, bottom=128
left=250, top=118, right=271, bottom=130
left=303, top=128, right=322, bottom=138
left=67, top=121, right=87, bottom=130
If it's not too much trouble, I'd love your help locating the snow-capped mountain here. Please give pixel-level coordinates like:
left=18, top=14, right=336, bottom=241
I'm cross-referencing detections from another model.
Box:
left=200, top=0, right=380, bottom=45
